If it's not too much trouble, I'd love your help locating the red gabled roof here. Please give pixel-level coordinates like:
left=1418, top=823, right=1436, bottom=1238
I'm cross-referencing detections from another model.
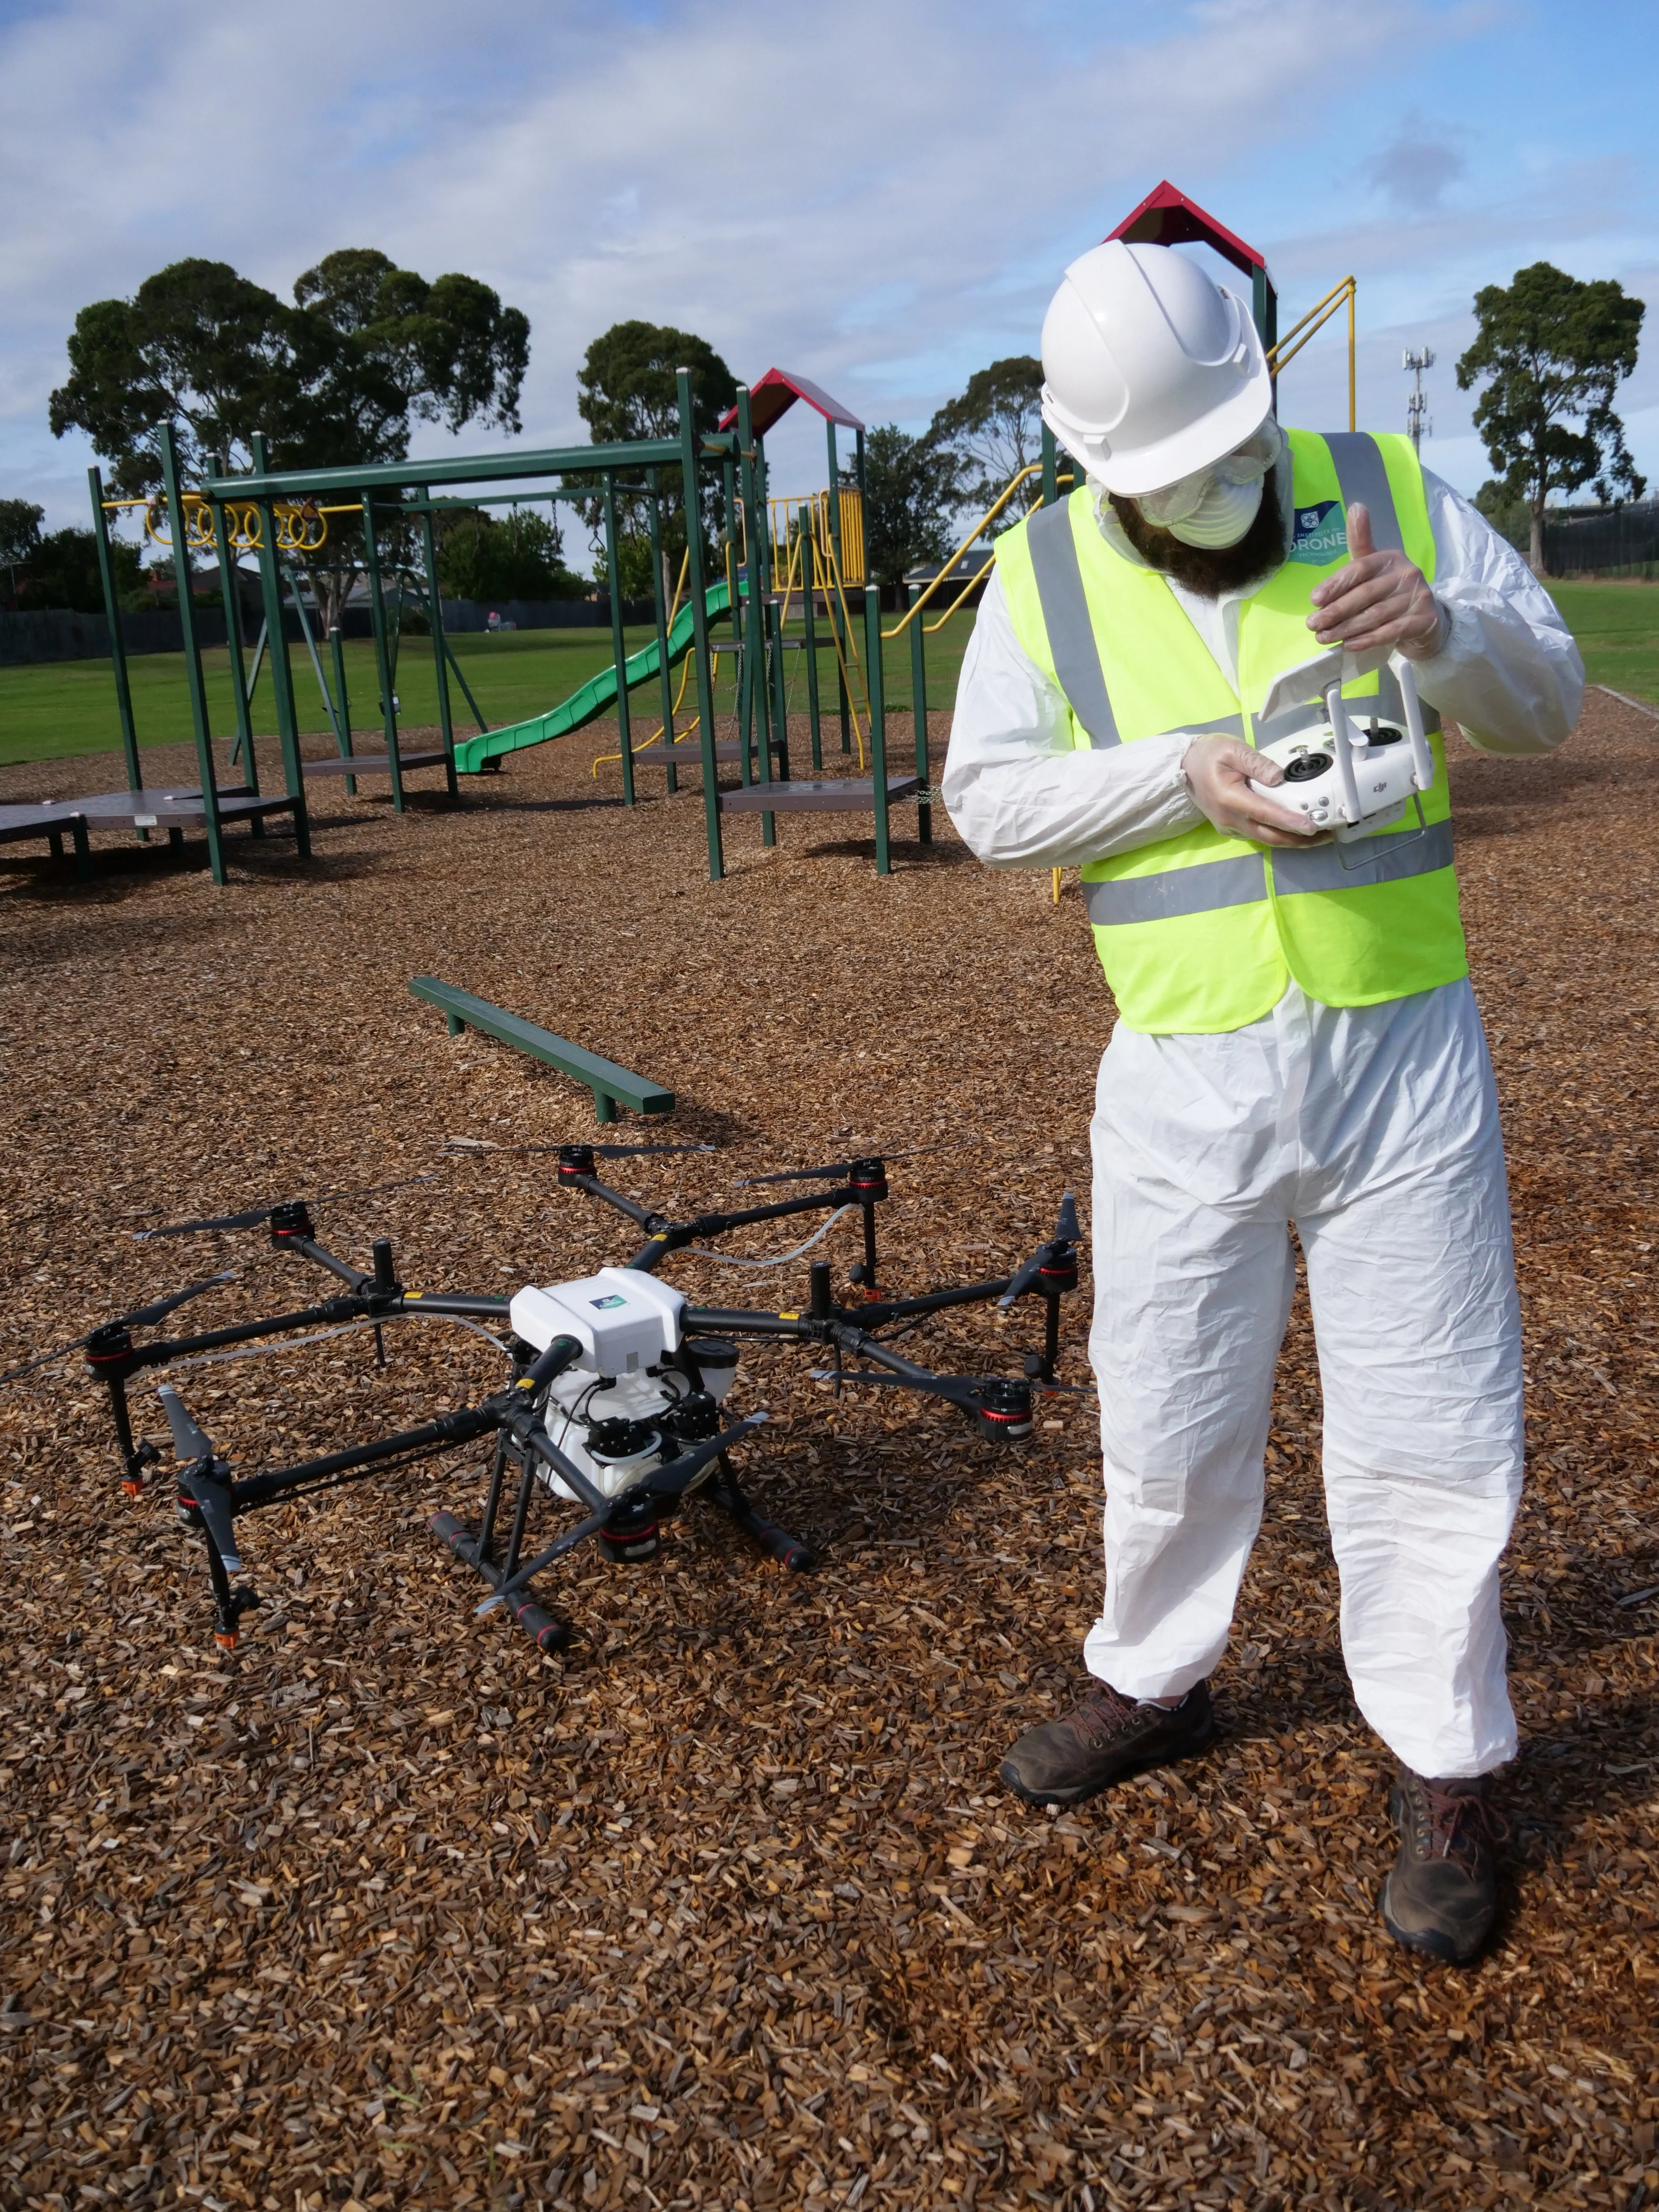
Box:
left=718, top=369, right=865, bottom=437
left=1107, top=180, right=1266, bottom=280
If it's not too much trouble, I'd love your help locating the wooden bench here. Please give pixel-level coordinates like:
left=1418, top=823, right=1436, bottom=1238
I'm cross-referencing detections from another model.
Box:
left=408, top=978, right=674, bottom=1125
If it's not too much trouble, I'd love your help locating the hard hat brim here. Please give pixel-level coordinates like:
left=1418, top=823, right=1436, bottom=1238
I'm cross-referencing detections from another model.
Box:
left=1047, top=367, right=1276, bottom=501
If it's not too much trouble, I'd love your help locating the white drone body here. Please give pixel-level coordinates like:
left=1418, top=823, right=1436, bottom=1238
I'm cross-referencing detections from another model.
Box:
left=1249, top=651, right=1435, bottom=844
left=509, top=1266, right=737, bottom=1501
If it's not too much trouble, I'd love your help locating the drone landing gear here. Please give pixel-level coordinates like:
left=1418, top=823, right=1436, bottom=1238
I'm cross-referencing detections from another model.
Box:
left=431, top=1512, right=573, bottom=1652
left=704, top=1457, right=815, bottom=1572
left=434, top=1439, right=814, bottom=1652
left=190, top=1518, right=262, bottom=1650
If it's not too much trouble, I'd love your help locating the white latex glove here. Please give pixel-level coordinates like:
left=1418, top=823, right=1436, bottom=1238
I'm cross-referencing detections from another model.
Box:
left=1308, top=504, right=1449, bottom=659
left=1181, top=736, right=1319, bottom=847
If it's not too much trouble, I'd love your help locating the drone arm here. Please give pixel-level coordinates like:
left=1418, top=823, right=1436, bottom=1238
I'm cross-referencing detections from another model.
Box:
left=282, top=1235, right=373, bottom=1290
left=571, top=1173, right=664, bottom=1232
left=396, top=1291, right=513, bottom=1321
left=229, top=1401, right=503, bottom=1511
left=856, top=1276, right=1012, bottom=1327
left=626, top=1187, right=861, bottom=1274
left=826, top=1326, right=984, bottom=1414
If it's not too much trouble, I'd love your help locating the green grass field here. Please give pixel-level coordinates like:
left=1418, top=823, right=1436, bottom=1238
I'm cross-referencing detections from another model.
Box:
left=0, top=582, right=1641, bottom=772
left=0, top=605, right=979, bottom=769
left=1539, top=581, right=1659, bottom=704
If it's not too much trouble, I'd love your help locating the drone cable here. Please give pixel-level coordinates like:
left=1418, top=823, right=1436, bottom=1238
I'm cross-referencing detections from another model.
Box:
left=687, top=1205, right=854, bottom=1268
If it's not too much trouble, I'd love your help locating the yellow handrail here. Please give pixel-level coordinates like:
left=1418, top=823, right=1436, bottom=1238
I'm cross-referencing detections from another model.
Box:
left=881, top=463, right=1045, bottom=640
left=1266, top=276, right=1357, bottom=432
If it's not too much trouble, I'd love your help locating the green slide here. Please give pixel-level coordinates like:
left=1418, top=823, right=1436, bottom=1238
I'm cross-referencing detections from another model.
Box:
left=453, top=578, right=736, bottom=774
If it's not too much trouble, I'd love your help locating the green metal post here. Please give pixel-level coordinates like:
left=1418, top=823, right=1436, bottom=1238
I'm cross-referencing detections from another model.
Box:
left=1041, top=421, right=1057, bottom=506
left=766, top=597, right=790, bottom=781
left=87, top=466, right=143, bottom=807
left=676, top=368, right=723, bottom=881
left=602, top=473, right=635, bottom=807
left=419, top=489, right=459, bottom=800
left=646, top=481, right=677, bottom=795
left=864, top=581, right=890, bottom=875
left=249, top=435, right=311, bottom=859
left=800, top=515, right=822, bottom=769
left=329, top=624, right=357, bottom=797
left=158, top=422, right=226, bottom=885
left=736, top=390, right=773, bottom=844
left=210, top=469, right=256, bottom=793
left=359, top=493, right=406, bottom=813
left=909, top=602, right=931, bottom=845
left=757, top=428, right=784, bottom=789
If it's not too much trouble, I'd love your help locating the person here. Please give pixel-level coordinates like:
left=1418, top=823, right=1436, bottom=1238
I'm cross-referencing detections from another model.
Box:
left=942, top=239, right=1582, bottom=1965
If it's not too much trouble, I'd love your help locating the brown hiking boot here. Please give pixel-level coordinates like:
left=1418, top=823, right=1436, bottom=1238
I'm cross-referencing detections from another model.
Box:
left=999, top=1678, right=1218, bottom=1807
left=1380, top=1769, right=1509, bottom=1965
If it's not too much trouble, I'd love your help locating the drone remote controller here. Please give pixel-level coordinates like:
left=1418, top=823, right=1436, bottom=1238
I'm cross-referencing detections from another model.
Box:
left=1249, top=656, right=1435, bottom=843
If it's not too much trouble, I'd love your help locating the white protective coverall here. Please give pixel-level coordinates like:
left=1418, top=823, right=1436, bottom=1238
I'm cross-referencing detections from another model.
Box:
left=943, top=466, right=1583, bottom=1780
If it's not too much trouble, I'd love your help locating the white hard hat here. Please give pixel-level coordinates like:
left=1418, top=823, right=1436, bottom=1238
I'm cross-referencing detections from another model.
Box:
left=1040, top=240, right=1274, bottom=498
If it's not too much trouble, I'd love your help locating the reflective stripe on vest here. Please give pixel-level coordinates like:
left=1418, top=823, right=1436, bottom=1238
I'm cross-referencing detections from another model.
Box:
left=1081, top=819, right=1456, bottom=926
left=1324, top=432, right=1405, bottom=549
left=1026, top=502, right=1118, bottom=746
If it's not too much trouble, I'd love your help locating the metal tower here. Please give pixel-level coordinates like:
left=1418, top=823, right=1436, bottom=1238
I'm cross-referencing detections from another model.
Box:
left=1403, top=348, right=1435, bottom=455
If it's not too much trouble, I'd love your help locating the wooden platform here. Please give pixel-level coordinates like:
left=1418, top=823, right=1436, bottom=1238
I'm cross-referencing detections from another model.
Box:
left=0, top=805, right=91, bottom=880
left=717, top=776, right=921, bottom=815
left=626, top=740, right=785, bottom=769
left=301, top=751, right=449, bottom=779
left=0, top=786, right=301, bottom=880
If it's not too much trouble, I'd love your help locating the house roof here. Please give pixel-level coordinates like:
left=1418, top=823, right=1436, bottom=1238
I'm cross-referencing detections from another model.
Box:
left=1106, top=179, right=1266, bottom=281
left=718, top=369, right=865, bottom=438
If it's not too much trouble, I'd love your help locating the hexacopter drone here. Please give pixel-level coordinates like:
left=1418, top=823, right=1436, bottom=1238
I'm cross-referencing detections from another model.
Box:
left=21, top=1146, right=1084, bottom=1651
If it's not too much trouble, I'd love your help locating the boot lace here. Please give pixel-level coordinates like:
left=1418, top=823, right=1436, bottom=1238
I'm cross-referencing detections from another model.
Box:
left=1066, top=1681, right=1138, bottom=1750
left=1417, top=1778, right=1512, bottom=1878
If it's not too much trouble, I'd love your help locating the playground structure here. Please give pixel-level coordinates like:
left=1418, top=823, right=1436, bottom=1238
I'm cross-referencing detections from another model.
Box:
left=70, top=179, right=1359, bottom=888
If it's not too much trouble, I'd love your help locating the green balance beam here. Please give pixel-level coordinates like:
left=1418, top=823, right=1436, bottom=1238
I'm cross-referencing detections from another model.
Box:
left=410, top=978, right=674, bottom=1124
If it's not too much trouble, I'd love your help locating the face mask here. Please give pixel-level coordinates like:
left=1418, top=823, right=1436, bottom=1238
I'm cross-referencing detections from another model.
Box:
left=1134, top=422, right=1283, bottom=548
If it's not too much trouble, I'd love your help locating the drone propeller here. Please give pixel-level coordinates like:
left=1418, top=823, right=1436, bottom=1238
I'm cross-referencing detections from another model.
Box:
left=157, top=1382, right=215, bottom=1464
left=0, top=1272, right=234, bottom=1391
left=444, top=1136, right=715, bottom=1160
left=997, top=1191, right=1081, bottom=1309
left=132, top=1173, right=439, bottom=1240
left=157, top=1384, right=242, bottom=1570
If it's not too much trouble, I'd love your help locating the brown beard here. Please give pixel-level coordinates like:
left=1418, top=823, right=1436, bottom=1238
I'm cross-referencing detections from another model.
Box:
left=1109, top=462, right=1289, bottom=596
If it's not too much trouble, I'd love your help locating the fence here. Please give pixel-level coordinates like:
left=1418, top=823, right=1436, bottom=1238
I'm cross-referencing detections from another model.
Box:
left=1543, top=501, right=1659, bottom=577
left=0, top=593, right=652, bottom=668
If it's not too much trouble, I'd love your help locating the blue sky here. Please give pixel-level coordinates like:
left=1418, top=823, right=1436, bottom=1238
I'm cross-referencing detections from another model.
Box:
left=1, top=0, right=1655, bottom=556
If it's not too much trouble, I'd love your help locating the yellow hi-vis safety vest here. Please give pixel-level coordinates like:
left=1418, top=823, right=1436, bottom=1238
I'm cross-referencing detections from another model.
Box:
left=995, top=429, right=1467, bottom=1034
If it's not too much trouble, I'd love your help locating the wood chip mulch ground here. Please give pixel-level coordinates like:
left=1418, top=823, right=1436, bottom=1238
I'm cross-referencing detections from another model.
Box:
left=0, top=691, right=1656, bottom=2212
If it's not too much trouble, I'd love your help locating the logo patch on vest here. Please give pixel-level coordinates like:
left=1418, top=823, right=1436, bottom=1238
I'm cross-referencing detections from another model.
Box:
left=1289, top=498, right=1347, bottom=566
